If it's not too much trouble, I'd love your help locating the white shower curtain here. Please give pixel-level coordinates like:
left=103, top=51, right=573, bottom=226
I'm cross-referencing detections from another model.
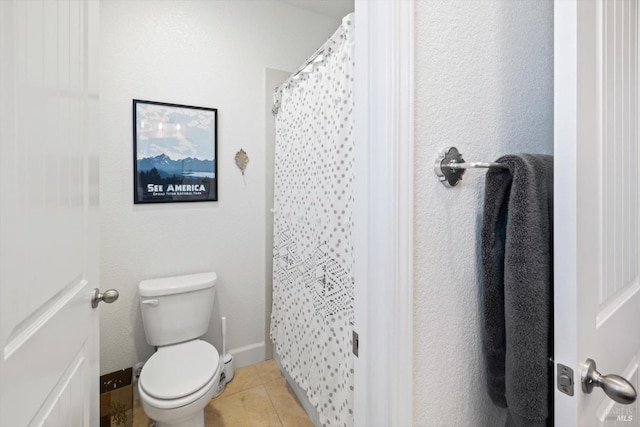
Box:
left=271, top=14, right=355, bottom=427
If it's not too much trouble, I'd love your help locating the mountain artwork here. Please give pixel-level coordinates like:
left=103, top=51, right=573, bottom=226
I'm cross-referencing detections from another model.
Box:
left=133, top=100, right=218, bottom=203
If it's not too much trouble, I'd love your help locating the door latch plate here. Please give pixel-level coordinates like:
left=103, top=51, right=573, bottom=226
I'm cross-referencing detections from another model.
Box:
left=352, top=331, right=359, bottom=357
left=557, top=363, right=574, bottom=396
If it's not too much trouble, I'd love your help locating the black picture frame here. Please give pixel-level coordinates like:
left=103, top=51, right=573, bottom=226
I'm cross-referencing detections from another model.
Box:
left=133, top=99, right=218, bottom=203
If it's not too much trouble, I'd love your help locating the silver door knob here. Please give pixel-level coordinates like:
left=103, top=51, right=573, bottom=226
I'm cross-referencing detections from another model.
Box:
left=91, top=288, right=119, bottom=308
left=581, top=358, right=637, bottom=404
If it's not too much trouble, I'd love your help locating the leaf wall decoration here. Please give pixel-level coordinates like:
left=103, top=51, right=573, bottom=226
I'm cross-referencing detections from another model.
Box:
left=235, top=149, right=249, bottom=176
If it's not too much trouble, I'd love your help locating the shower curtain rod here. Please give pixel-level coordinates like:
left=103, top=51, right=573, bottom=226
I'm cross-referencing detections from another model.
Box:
left=272, top=45, right=331, bottom=115
left=273, top=14, right=350, bottom=114
left=276, top=45, right=332, bottom=93
left=292, top=46, right=331, bottom=79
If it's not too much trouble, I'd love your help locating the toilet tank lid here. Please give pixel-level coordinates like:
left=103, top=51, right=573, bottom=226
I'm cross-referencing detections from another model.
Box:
left=139, top=272, right=217, bottom=297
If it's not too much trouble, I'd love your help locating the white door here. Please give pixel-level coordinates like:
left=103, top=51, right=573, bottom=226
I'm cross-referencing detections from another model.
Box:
left=555, top=0, right=640, bottom=425
left=0, top=0, right=101, bottom=426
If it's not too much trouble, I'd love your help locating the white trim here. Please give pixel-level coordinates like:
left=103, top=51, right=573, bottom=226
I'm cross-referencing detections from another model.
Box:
left=353, top=1, right=414, bottom=426
left=227, top=342, right=265, bottom=369
left=553, top=0, right=579, bottom=424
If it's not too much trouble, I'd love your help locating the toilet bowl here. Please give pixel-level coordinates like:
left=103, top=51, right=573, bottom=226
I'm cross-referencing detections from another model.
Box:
left=138, top=341, right=222, bottom=426
left=137, top=272, right=221, bottom=427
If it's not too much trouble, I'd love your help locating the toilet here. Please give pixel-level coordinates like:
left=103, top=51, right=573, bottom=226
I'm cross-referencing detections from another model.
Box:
left=137, top=272, right=223, bottom=427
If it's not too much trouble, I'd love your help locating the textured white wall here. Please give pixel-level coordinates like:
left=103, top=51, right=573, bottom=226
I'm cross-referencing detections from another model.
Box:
left=99, top=0, right=340, bottom=375
left=413, top=1, right=553, bottom=425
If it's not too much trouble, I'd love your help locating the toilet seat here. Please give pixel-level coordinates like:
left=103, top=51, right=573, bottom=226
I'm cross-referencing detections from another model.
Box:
left=138, top=366, right=220, bottom=410
left=139, top=340, right=220, bottom=404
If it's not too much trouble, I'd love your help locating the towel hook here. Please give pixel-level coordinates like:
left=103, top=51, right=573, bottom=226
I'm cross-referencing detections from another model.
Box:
left=434, top=146, right=508, bottom=187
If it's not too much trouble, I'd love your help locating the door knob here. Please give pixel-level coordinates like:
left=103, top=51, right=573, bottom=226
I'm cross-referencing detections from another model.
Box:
left=581, top=358, right=637, bottom=404
left=91, top=288, right=119, bottom=308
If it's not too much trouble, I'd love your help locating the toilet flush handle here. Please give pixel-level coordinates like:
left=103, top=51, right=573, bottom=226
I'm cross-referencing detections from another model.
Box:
left=141, top=299, right=159, bottom=307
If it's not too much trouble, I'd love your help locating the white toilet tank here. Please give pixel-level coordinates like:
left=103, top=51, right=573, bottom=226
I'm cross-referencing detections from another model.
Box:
left=139, top=272, right=217, bottom=347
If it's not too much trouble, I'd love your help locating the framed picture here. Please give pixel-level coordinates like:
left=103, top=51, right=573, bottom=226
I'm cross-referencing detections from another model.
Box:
left=133, top=99, right=218, bottom=203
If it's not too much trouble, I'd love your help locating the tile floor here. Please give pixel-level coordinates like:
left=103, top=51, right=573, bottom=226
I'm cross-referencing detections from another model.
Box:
left=133, top=359, right=313, bottom=427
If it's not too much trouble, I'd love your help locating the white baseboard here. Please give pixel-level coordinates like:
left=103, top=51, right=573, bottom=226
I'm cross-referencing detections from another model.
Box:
left=228, top=342, right=266, bottom=368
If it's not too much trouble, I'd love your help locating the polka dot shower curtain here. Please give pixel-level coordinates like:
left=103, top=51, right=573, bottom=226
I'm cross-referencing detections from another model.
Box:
left=270, top=13, right=355, bottom=427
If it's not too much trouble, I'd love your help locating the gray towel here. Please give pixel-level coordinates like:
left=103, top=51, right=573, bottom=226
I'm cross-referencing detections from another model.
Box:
left=481, top=154, right=554, bottom=427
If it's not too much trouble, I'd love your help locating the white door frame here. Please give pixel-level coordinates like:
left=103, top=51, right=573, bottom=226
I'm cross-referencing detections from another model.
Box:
left=553, top=0, right=581, bottom=423
left=353, top=1, right=414, bottom=426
